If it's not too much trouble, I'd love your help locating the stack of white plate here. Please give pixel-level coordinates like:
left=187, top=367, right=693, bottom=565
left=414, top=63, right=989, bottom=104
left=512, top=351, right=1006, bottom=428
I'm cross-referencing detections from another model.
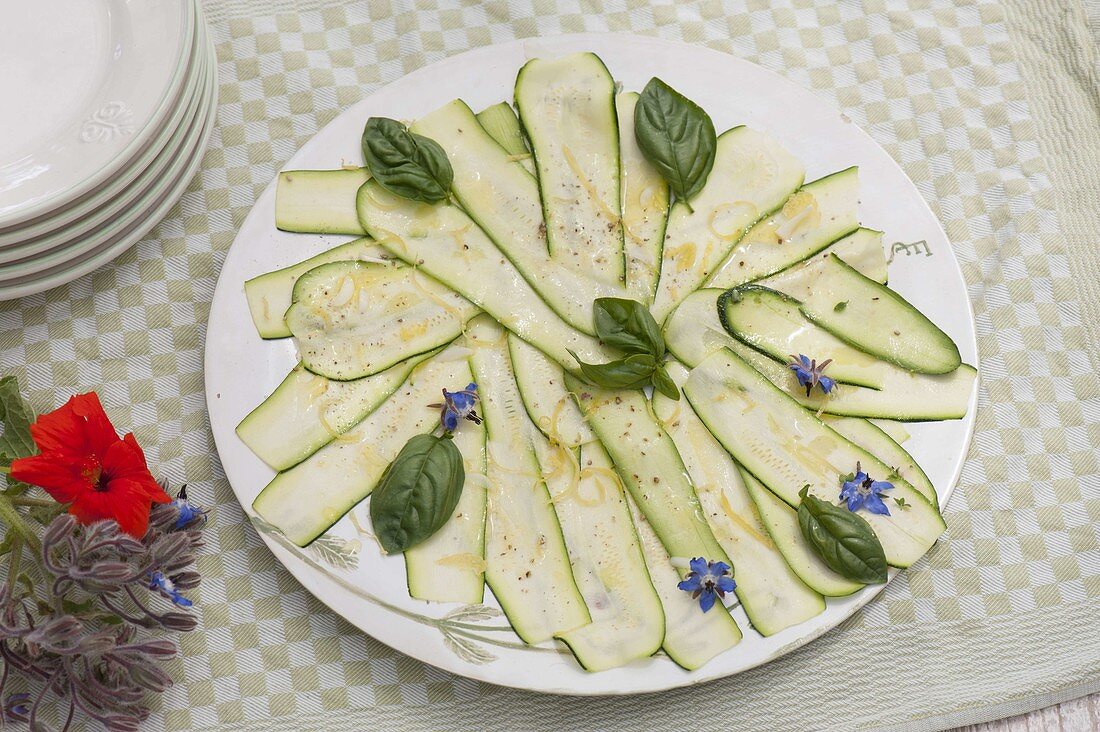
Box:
left=0, top=0, right=217, bottom=299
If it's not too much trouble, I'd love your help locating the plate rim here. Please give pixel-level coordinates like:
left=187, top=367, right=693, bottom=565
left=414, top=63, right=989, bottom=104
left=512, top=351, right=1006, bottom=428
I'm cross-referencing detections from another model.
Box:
left=204, top=32, right=980, bottom=695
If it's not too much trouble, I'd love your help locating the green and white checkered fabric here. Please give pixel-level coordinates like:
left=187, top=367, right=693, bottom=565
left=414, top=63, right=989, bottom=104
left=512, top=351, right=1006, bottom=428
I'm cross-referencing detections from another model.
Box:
left=1, top=1, right=1097, bottom=729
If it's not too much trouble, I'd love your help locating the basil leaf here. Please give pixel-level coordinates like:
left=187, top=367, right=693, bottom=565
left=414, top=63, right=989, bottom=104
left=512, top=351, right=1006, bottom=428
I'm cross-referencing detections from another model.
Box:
left=362, top=117, right=453, bottom=203
left=592, top=298, right=664, bottom=356
left=370, top=434, right=465, bottom=554
left=0, top=376, right=35, bottom=465
left=569, top=351, right=656, bottom=390
left=651, top=366, right=680, bottom=401
left=634, top=78, right=717, bottom=211
left=797, top=487, right=887, bottom=584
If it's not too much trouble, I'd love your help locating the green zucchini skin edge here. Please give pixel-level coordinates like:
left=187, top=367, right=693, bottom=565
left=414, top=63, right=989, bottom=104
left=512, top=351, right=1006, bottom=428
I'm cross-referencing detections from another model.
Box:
left=800, top=254, right=962, bottom=375
left=716, top=284, right=884, bottom=390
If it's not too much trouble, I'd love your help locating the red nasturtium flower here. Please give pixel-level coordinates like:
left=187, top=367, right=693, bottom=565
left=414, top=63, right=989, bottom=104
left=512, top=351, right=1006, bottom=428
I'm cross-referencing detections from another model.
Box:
left=10, top=393, right=170, bottom=537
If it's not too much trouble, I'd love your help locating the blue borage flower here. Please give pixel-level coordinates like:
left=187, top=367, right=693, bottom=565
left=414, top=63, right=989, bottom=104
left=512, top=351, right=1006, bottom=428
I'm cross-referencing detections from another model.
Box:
left=148, top=571, right=193, bottom=608
left=677, top=557, right=736, bottom=612
left=169, top=484, right=207, bottom=530
left=428, top=382, right=481, bottom=433
left=839, top=461, right=894, bottom=516
left=787, top=354, right=836, bottom=397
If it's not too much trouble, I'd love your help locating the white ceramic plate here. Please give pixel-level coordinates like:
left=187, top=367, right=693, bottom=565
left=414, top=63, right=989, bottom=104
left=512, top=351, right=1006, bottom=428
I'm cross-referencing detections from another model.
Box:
left=0, top=15, right=208, bottom=266
left=0, top=0, right=192, bottom=227
left=0, top=26, right=217, bottom=300
left=205, top=34, right=979, bottom=695
left=0, top=0, right=203, bottom=247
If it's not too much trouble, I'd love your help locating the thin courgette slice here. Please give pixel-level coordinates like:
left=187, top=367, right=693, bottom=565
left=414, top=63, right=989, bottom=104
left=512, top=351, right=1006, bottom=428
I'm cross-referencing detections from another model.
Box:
left=467, top=316, right=591, bottom=644
left=508, top=334, right=595, bottom=448
left=412, top=99, right=630, bottom=333
left=705, top=167, right=861, bottom=290
left=285, top=260, right=479, bottom=381
left=566, top=379, right=729, bottom=563
left=476, top=101, right=535, bottom=177
left=718, top=284, right=895, bottom=390
left=275, top=168, right=370, bottom=235
left=741, top=469, right=864, bottom=597
left=822, top=415, right=938, bottom=509
left=236, top=348, right=442, bottom=471
left=355, top=181, right=615, bottom=369
left=683, top=348, right=946, bottom=568
left=759, top=228, right=886, bottom=293
left=543, top=441, right=665, bottom=671
left=800, top=254, right=962, bottom=375
left=664, top=288, right=976, bottom=421
left=251, top=353, right=474, bottom=546
left=650, top=126, right=804, bottom=323
left=653, top=363, right=825, bottom=636
left=515, top=52, right=625, bottom=284
left=476, top=102, right=532, bottom=164
left=723, top=332, right=975, bottom=422
left=870, top=419, right=911, bottom=444
left=623, top=491, right=742, bottom=669
left=405, top=363, right=488, bottom=605
left=244, top=238, right=393, bottom=339
left=616, top=91, right=669, bottom=304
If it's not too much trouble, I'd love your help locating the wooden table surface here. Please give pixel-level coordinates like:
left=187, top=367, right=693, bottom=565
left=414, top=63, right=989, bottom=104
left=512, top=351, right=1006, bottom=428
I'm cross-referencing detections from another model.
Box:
left=955, top=693, right=1098, bottom=732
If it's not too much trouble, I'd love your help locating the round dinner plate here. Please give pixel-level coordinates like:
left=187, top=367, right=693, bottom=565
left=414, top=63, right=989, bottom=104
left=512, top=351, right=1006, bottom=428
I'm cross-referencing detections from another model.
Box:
left=0, top=0, right=192, bottom=227
left=0, top=26, right=217, bottom=300
left=205, top=34, right=979, bottom=695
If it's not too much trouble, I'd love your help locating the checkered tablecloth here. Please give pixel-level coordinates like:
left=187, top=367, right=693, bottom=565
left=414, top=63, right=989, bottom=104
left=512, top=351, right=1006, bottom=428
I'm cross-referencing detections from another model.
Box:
left=2, top=1, right=1097, bottom=729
